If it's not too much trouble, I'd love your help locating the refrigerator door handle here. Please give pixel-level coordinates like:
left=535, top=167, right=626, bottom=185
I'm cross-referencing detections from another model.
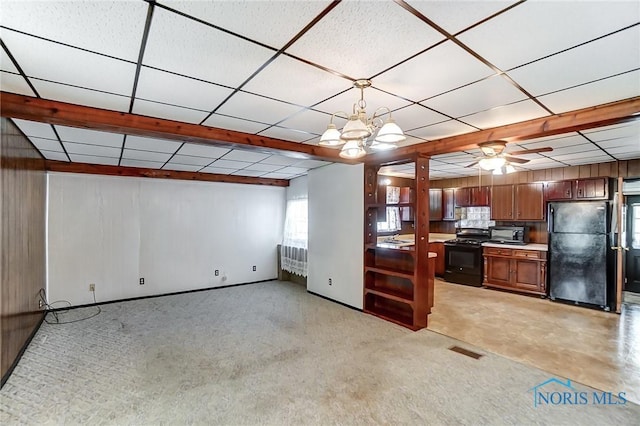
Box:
left=548, top=207, right=554, bottom=233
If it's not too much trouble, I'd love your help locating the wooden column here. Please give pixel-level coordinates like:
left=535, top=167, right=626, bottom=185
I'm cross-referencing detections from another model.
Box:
left=413, top=155, right=432, bottom=328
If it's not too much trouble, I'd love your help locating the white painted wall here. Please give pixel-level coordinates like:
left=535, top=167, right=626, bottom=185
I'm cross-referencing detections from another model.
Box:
left=47, top=173, right=285, bottom=305
left=286, top=175, right=308, bottom=200
left=308, top=163, right=363, bottom=309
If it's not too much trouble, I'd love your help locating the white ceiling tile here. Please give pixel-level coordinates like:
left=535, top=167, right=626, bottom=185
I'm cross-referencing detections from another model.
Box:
left=545, top=143, right=600, bottom=156
left=515, top=133, right=584, bottom=148
left=412, top=1, right=519, bottom=35
left=408, top=119, right=477, bottom=141
left=596, top=138, right=640, bottom=150
left=552, top=150, right=610, bottom=162
left=132, top=99, right=209, bottom=124
left=423, top=75, right=527, bottom=118
left=612, top=151, right=640, bottom=160
left=27, top=137, right=63, bottom=152
left=177, top=144, right=231, bottom=159
left=2, top=30, right=136, bottom=95
left=209, top=159, right=253, bottom=170
left=460, top=100, right=549, bottom=129
left=243, top=163, right=283, bottom=172
left=168, top=155, right=212, bottom=167
left=143, top=8, right=274, bottom=87
left=315, top=87, right=412, bottom=120
left=217, top=91, right=305, bottom=125
left=262, top=172, right=295, bottom=179
left=222, top=150, right=271, bottom=162
left=40, top=150, right=69, bottom=162
left=1, top=47, right=18, bottom=72
left=202, top=113, right=269, bottom=134
left=395, top=135, right=429, bottom=148
left=259, top=155, right=300, bottom=166
left=382, top=104, right=448, bottom=132
left=12, top=119, right=57, bottom=139
left=584, top=121, right=640, bottom=141
left=161, top=1, right=331, bottom=48
left=258, top=126, right=315, bottom=143
left=162, top=163, right=201, bottom=172
left=136, top=67, right=235, bottom=112
left=55, top=126, right=124, bottom=148
left=231, top=170, right=266, bottom=177
left=63, top=142, right=121, bottom=158
left=125, top=136, right=182, bottom=154
left=200, top=166, right=234, bottom=175
left=508, top=26, right=640, bottom=96
left=538, top=70, right=640, bottom=114
left=68, top=153, right=119, bottom=166
left=1, top=1, right=147, bottom=61
left=277, top=166, right=308, bottom=175
left=120, top=159, right=165, bottom=169
left=458, top=1, right=640, bottom=70
left=121, top=149, right=172, bottom=163
left=242, top=54, right=351, bottom=106
left=602, top=145, right=640, bottom=155
left=278, top=109, right=334, bottom=136
left=374, top=41, right=496, bottom=102
left=290, top=159, right=331, bottom=169
left=0, top=71, right=35, bottom=96
left=287, top=1, right=444, bottom=77
left=564, top=155, right=616, bottom=166
left=32, top=79, right=131, bottom=112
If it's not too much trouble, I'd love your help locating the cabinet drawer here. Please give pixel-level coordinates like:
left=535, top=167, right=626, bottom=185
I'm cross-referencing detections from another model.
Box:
left=512, top=250, right=542, bottom=259
left=484, top=247, right=512, bottom=256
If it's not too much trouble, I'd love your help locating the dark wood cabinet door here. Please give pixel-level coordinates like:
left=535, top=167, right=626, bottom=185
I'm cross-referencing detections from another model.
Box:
left=454, top=187, right=470, bottom=207
left=545, top=181, right=573, bottom=200
left=428, top=242, right=445, bottom=276
left=515, top=183, right=544, bottom=221
left=470, top=186, right=490, bottom=206
left=513, top=258, right=543, bottom=292
left=429, top=189, right=443, bottom=221
left=485, top=256, right=511, bottom=286
left=490, top=185, right=514, bottom=220
left=442, top=188, right=455, bottom=220
left=576, top=178, right=608, bottom=199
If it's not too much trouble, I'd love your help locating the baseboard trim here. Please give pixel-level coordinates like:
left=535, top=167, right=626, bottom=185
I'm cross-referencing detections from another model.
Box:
left=307, top=290, right=363, bottom=312
left=48, top=279, right=278, bottom=312
left=1, top=312, right=45, bottom=389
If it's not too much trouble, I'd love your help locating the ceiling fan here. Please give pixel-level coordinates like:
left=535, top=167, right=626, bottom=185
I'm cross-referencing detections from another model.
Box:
left=467, top=140, right=553, bottom=174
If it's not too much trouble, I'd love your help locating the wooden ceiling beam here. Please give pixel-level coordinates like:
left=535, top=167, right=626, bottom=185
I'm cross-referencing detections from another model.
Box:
left=368, top=96, right=640, bottom=163
left=0, top=92, right=351, bottom=163
left=45, top=160, right=290, bottom=187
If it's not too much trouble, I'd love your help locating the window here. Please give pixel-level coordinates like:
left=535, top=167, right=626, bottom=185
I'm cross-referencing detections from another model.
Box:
left=377, top=185, right=401, bottom=232
left=281, top=198, right=308, bottom=277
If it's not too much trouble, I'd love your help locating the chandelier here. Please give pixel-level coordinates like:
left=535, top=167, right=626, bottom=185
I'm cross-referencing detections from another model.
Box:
left=319, top=79, right=406, bottom=159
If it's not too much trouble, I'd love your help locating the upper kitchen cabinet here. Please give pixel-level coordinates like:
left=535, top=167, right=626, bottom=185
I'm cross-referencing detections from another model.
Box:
left=442, top=188, right=455, bottom=221
left=545, top=177, right=609, bottom=201
left=491, top=183, right=544, bottom=221
left=490, top=185, right=515, bottom=220
left=429, top=189, right=443, bottom=221
left=455, top=186, right=490, bottom=207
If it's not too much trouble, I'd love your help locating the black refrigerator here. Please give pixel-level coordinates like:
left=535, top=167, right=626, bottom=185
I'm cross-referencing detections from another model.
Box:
left=548, top=201, right=614, bottom=310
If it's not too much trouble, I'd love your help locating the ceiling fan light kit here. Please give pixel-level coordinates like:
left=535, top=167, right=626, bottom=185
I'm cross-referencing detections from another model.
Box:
left=469, top=140, right=553, bottom=174
left=320, top=79, right=406, bottom=159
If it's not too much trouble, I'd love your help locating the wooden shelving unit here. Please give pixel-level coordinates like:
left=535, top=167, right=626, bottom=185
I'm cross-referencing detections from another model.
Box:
left=362, top=156, right=435, bottom=331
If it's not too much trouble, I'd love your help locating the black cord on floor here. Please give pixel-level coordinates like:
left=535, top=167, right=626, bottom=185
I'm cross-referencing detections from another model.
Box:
left=39, top=288, right=102, bottom=324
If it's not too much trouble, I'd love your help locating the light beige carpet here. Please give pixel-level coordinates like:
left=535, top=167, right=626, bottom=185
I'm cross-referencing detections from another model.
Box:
left=1, top=280, right=638, bottom=424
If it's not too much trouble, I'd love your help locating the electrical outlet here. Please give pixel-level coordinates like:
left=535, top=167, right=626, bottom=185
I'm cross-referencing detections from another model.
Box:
left=328, top=278, right=332, bottom=286
left=215, top=270, right=219, bottom=276
left=252, top=265, right=256, bottom=272
left=89, top=283, right=95, bottom=292
left=38, top=299, right=44, bottom=309
left=139, top=278, right=145, bottom=285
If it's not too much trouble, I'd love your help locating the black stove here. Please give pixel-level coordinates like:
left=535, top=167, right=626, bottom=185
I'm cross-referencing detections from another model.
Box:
left=443, top=228, right=489, bottom=287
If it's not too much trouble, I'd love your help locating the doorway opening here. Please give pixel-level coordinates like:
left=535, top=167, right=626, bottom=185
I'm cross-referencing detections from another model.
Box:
left=624, top=195, right=640, bottom=295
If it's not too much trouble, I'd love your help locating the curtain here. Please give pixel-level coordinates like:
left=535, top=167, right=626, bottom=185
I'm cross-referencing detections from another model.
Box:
left=281, top=198, right=308, bottom=277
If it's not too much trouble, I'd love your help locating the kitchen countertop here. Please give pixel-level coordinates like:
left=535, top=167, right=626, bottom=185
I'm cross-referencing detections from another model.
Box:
left=376, top=233, right=456, bottom=246
left=482, top=242, right=548, bottom=251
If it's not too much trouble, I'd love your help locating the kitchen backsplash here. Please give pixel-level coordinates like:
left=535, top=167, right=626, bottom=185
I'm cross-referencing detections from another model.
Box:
left=456, top=206, right=495, bottom=229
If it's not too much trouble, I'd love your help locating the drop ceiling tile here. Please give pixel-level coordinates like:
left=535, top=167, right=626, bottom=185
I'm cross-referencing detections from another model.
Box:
left=208, top=159, right=253, bottom=170
left=460, top=100, right=549, bottom=129
left=143, top=8, right=274, bottom=87
left=202, top=113, right=269, bottom=134
left=27, top=137, right=64, bottom=152
left=517, top=134, right=590, bottom=150
left=603, top=145, right=640, bottom=155
left=412, top=1, right=518, bottom=35
left=162, top=163, right=201, bottom=172
left=136, top=67, right=235, bottom=112
left=565, top=155, right=616, bottom=166
left=12, top=119, right=57, bottom=139
left=120, top=159, right=165, bottom=169
left=200, top=166, right=234, bottom=175
left=124, top=136, right=182, bottom=154
left=242, top=54, right=351, bottom=106
left=1, top=47, right=18, bottom=73
left=552, top=150, right=609, bottom=162
left=374, top=41, right=495, bottom=102
left=545, top=143, right=600, bottom=156
left=382, top=104, right=448, bottom=132
left=278, top=109, right=334, bottom=136
left=55, top=126, right=124, bottom=148
left=1, top=1, right=147, bottom=61
left=243, top=163, right=283, bottom=173
left=423, top=75, right=527, bottom=118
left=458, top=1, right=640, bottom=70
left=31, top=80, right=131, bottom=112
left=0, top=71, right=35, bottom=96
left=40, top=150, right=69, bottom=162
left=290, top=159, right=331, bottom=169
left=508, top=26, right=640, bottom=96
left=222, top=150, right=270, bottom=163
left=262, top=172, right=295, bottom=179
left=538, top=70, right=640, bottom=114
left=276, top=166, right=308, bottom=175
left=287, top=1, right=444, bottom=78
left=217, top=91, right=305, bottom=125
left=612, top=152, right=640, bottom=160
left=161, top=1, right=331, bottom=48
left=68, top=153, right=119, bottom=166
left=408, top=119, right=477, bottom=141
left=231, top=170, right=266, bottom=177
left=2, top=30, right=136, bottom=95
left=597, top=138, right=640, bottom=150
left=132, top=99, right=210, bottom=124
left=258, top=126, right=316, bottom=143
left=313, top=87, right=411, bottom=124
left=396, top=135, right=429, bottom=148
left=63, top=142, right=121, bottom=158
left=167, top=155, right=212, bottom=167
left=177, top=144, right=231, bottom=159
left=584, top=121, right=640, bottom=141
left=121, top=149, right=172, bottom=163
left=259, top=155, right=300, bottom=166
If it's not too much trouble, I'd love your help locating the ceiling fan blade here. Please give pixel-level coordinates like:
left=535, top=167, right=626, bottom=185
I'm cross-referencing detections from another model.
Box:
left=503, top=155, right=530, bottom=164
left=465, top=160, right=480, bottom=168
left=507, top=147, right=553, bottom=156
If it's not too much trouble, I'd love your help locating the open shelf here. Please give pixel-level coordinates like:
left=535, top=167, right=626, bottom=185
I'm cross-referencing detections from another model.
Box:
left=365, top=271, right=414, bottom=302
left=364, top=293, right=414, bottom=328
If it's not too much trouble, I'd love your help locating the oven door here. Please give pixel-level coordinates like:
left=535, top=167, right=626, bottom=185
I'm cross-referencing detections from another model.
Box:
left=443, top=243, right=483, bottom=286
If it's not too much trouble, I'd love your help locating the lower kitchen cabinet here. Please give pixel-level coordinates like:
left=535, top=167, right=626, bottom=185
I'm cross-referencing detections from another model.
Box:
left=483, top=247, right=547, bottom=296
left=428, top=242, right=445, bottom=276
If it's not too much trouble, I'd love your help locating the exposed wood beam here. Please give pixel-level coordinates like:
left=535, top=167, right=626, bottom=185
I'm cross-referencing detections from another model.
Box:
left=45, top=161, right=290, bottom=187
left=0, top=92, right=351, bottom=163
left=368, top=96, right=640, bottom=163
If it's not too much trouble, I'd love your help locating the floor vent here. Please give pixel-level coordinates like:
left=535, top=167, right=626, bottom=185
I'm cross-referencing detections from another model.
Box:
left=448, top=345, right=483, bottom=359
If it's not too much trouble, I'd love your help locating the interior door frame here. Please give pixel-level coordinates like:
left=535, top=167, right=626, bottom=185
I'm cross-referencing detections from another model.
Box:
left=624, top=193, right=640, bottom=298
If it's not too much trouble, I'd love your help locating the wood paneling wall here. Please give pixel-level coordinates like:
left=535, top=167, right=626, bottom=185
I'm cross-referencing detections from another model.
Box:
left=1, top=117, right=46, bottom=387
